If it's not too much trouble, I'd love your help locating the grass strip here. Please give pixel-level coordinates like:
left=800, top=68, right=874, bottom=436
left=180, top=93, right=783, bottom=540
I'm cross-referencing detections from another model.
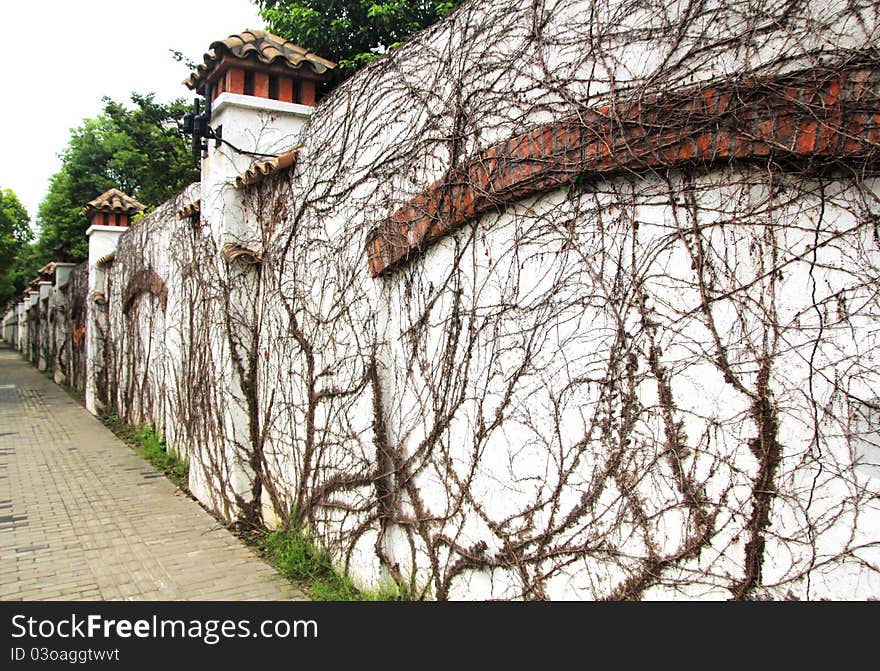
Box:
left=101, top=412, right=189, bottom=490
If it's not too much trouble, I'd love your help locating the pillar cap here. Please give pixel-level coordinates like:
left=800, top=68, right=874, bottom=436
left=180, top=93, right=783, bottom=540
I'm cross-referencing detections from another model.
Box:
left=36, top=262, right=56, bottom=279
left=184, top=28, right=336, bottom=94
left=86, top=224, right=129, bottom=237
left=81, top=188, right=145, bottom=217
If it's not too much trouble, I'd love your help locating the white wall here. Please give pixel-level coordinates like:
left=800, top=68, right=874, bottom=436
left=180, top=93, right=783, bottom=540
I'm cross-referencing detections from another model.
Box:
left=248, top=0, right=880, bottom=599
left=69, top=0, right=880, bottom=599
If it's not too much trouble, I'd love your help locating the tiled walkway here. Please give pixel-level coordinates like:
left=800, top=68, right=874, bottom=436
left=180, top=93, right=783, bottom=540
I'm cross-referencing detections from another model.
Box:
left=0, top=344, right=303, bottom=601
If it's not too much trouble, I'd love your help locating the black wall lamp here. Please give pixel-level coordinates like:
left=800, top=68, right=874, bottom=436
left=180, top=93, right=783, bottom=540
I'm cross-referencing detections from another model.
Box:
left=182, top=84, right=222, bottom=164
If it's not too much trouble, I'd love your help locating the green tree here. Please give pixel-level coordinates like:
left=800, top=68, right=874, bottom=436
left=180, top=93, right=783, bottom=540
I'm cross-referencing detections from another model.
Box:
left=256, top=0, right=462, bottom=73
left=0, top=188, right=32, bottom=310
left=3, top=243, right=44, bottom=311
left=36, top=93, right=198, bottom=262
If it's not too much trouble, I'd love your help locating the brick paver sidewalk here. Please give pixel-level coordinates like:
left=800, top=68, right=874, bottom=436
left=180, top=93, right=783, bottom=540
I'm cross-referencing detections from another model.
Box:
left=0, top=344, right=304, bottom=601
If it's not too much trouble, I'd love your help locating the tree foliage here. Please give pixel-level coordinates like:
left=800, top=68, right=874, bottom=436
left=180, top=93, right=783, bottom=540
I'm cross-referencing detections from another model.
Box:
left=256, top=0, right=462, bottom=73
left=0, top=187, right=32, bottom=309
left=36, top=93, right=198, bottom=263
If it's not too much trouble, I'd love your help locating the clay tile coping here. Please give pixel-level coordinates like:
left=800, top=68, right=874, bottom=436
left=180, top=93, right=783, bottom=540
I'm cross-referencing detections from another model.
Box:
left=220, top=243, right=262, bottom=265
left=81, top=188, right=146, bottom=217
left=176, top=199, right=201, bottom=220
left=96, top=251, right=115, bottom=268
left=184, top=29, right=337, bottom=93
left=235, top=146, right=301, bottom=189
left=36, top=262, right=56, bottom=278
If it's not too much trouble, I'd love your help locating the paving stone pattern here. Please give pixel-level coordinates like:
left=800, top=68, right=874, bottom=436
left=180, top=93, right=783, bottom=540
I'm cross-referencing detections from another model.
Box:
left=0, top=344, right=303, bottom=601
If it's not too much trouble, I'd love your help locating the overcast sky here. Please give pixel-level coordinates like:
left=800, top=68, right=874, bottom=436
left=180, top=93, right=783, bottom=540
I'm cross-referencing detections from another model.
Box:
left=0, top=0, right=264, bottom=225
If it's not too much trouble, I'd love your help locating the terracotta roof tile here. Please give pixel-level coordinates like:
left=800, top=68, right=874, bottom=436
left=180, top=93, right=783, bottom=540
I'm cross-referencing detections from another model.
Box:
left=36, top=262, right=56, bottom=278
left=235, top=146, right=300, bottom=189
left=184, top=29, right=336, bottom=93
left=221, top=243, right=262, bottom=265
left=96, top=251, right=115, bottom=267
left=175, top=199, right=201, bottom=220
left=81, top=188, right=146, bottom=216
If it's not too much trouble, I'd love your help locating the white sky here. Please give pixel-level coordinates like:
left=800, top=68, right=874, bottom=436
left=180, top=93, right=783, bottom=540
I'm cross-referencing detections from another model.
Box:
left=0, top=0, right=264, bottom=225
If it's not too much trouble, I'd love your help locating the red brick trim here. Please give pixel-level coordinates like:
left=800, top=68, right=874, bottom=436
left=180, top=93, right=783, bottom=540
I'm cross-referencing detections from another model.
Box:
left=226, top=68, right=246, bottom=96
left=300, top=79, right=316, bottom=106
left=278, top=76, right=294, bottom=103
left=254, top=72, right=270, bottom=99
left=365, top=64, right=880, bottom=277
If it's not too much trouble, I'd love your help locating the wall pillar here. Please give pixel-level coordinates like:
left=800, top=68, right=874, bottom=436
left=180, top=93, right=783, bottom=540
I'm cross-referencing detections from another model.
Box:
left=84, top=225, right=127, bottom=416
left=37, top=281, right=52, bottom=370
left=1, top=309, right=15, bottom=344
left=52, top=262, right=77, bottom=385
left=201, top=93, right=313, bottom=247
left=16, top=301, right=26, bottom=351
left=25, top=292, right=38, bottom=361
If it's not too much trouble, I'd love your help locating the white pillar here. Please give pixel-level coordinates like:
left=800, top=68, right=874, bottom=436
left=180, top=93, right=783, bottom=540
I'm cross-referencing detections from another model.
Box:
left=52, top=263, right=77, bottom=385
left=202, top=93, right=312, bottom=246
left=54, top=262, right=77, bottom=289
left=84, top=225, right=127, bottom=415
left=37, top=281, right=52, bottom=370
left=2, top=309, right=15, bottom=344
left=16, top=301, right=26, bottom=351
left=24, top=292, right=38, bottom=360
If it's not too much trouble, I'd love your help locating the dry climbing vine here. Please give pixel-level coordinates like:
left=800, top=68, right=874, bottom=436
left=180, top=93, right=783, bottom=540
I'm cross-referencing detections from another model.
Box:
left=90, top=0, right=880, bottom=599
